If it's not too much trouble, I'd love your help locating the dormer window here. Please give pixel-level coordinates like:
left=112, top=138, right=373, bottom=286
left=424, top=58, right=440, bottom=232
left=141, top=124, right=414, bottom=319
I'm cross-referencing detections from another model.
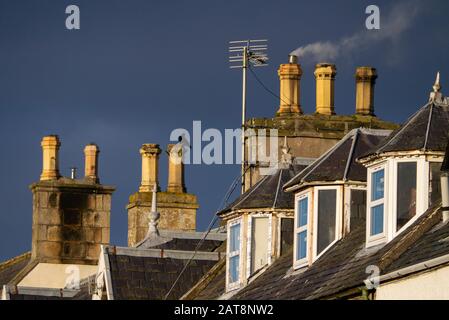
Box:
left=366, top=157, right=433, bottom=247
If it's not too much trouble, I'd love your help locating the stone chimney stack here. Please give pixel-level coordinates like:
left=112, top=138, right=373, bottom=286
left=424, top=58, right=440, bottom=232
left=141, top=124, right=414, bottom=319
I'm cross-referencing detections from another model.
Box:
left=40, top=135, right=61, bottom=181
left=314, top=63, right=337, bottom=115
left=139, top=144, right=161, bottom=192
left=84, top=143, right=99, bottom=183
left=31, top=136, right=115, bottom=265
left=355, top=67, right=377, bottom=116
left=167, top=144, right=186, bottom=193
left=276, top=55, right=302, bottom=116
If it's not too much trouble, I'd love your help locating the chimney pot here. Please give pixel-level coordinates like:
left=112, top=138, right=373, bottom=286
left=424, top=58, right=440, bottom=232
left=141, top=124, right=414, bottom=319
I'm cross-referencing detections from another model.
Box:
left=314, top=63, right=337, bottom=115
left=289, top=54, right=298, bottom=64
left=355, top=66, right=377, bottom=116
left=167, top=144, right=186, bottom=193
left=84, top=143, right=100, bottom=183
left=139, top=143, right=161, bottom=192
left=40, top=135, right=61, bottom=181
left=276, top=57, right=303, bottom=116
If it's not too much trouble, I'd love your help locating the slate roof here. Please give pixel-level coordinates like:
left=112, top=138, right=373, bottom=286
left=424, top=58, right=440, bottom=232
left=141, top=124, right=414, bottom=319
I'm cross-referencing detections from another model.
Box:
left=232, top=201, right=447, bottom=300
left=218, top=165, right=307, bottom=215
left=283, top=128, right=391, bottom=191
left=105, top=246, right=221, bottom=300
left=360, top=101, right=449, bottom=159
left=102, top=230, right=226, bottom=300
left=0, top=252, right=31, bottom=294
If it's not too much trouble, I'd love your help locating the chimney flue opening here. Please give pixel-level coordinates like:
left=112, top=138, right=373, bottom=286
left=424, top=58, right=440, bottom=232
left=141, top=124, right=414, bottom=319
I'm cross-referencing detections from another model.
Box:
left=289, top=54, right=298, bottom=64
left=70, top=167, right=77, bottom=179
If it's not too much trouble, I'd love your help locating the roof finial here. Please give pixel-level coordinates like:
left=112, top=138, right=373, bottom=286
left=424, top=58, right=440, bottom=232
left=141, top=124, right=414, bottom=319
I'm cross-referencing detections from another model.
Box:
left=280, top=136, right=293, bottom=168
left=147, top=184, right=160, bottom=236
left=433, top=71, right=441, bottom=93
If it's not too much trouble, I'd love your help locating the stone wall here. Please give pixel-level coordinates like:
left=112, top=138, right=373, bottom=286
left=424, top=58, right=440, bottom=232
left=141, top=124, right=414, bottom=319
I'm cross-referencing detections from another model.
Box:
left=127, top=191, right=198, bottom=247
left=30, top=179, right=115, bottom=265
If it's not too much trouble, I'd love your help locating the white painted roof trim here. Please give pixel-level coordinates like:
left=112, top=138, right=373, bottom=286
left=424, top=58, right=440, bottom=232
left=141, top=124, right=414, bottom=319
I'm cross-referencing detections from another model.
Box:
left=379, top=253, right=449, bottom=284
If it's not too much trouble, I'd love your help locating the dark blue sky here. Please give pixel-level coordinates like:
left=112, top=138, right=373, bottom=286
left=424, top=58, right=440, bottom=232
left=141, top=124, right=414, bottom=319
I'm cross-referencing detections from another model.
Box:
left=1, top=0, right=448, bottom=261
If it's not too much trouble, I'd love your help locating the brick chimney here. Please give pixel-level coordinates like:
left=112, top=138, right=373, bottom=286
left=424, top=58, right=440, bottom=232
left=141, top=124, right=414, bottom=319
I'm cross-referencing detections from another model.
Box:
left=84, top=143, right=99, bottom=183
left=31, top=136, right=115, bottom=265
left=139, top=143, right=161, bottom=192
left=314, top=63, right=337, bottom=115
left=355, top=67, right=377, bottom=116
left=40, top=135, right=61, bottom=181
left=276, top=55, right=302, bottom=116
left=167, top=143, right=186, bottom=193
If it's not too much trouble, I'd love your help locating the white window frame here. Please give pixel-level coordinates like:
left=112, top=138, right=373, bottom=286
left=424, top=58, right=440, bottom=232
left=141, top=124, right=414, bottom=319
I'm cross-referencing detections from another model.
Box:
left=366, top=156, right=429, bottom=248
left=293, top=191, right=310, bottom=269
left=366, top=163, right=388, bottom=247
left=312, top=186, right=342, bottom=261
left=246, top=213, right=272, bottom=279
left=226, top=218, right=243, bottom=291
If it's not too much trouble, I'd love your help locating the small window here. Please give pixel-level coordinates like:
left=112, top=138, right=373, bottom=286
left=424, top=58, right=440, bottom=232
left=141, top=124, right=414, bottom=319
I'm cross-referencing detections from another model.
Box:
left=250, top=217, right=269, bottom=274
left=280, top=218, right=294, bottom=255
left=429, top=162, right=442, bottom=207
left=396, top=162, right=417, bottom=231
left=369, top=168, right=385, bottom=237
left=316, top=189, right=337, bottom=255
left=295, top=195, right=308, bottom=263
left=350, top=189, right=366, bottom=226
left=228, top=223, right=241, bottom=284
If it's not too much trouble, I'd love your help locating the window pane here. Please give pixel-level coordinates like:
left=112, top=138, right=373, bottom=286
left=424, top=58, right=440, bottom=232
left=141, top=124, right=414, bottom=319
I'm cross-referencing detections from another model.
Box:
left=251, top=217, right=269, bottom=273
left=350, top=189, right=366, bottom=227
left=280, top=218, right=294, bottom=255
left=317, top=189, right=337, bottom=255
left=229, top=256, right=239, bottom=283
left=429, top=162, right=442, bottom=207
left=230, top=224, right=240, bottom=252
left=396, top=162, right=417, bottom=231
left=371, top=170, right=384, bottom=201
left=296, top=231, right=307, bottom=260
left=371, top=204, right=384, bottom=235
left=297, top=197, right=308, bottom=228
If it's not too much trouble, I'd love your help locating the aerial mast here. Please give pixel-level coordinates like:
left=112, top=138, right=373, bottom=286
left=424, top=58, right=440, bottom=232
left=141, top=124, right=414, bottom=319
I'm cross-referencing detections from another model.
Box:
left=229, top=39, right=269, bottom=193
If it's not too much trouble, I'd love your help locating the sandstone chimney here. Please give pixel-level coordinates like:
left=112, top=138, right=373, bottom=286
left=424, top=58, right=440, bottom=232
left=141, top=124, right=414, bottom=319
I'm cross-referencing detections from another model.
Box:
left=40, top=135, right=61, bottom=181
left=139, top=143, right=161, bottom=192
left=84, top=143, right=99, bottom=183
left=167, top=144, right=186, bottom=193
left=314, top=63, right=337, bottom=115
left=32, top=137, right=115, bottom=265
left=355, top=67, right=377, bottom=116
left=276, top=55, right=302, bottom=116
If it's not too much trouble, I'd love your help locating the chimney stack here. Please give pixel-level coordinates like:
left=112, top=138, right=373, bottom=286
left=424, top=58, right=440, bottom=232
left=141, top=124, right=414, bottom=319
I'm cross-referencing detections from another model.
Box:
left=167, top=144, right=186, bottom=193
left=139, top=143, right=161, bottom=192
left=276, top=55, right=302, bottom=116
left=40, top=135, right=61, bottom=181
left=355, top=67, right=377, bottom=116
left=84, top=143, right=99, bottom=183
left=314, top=63, right=337, bottom=115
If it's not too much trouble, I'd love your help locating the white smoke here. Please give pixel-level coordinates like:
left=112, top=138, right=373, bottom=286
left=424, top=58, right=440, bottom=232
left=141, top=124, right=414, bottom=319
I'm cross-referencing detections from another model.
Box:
left=291, top=1, right=422, bottom=63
